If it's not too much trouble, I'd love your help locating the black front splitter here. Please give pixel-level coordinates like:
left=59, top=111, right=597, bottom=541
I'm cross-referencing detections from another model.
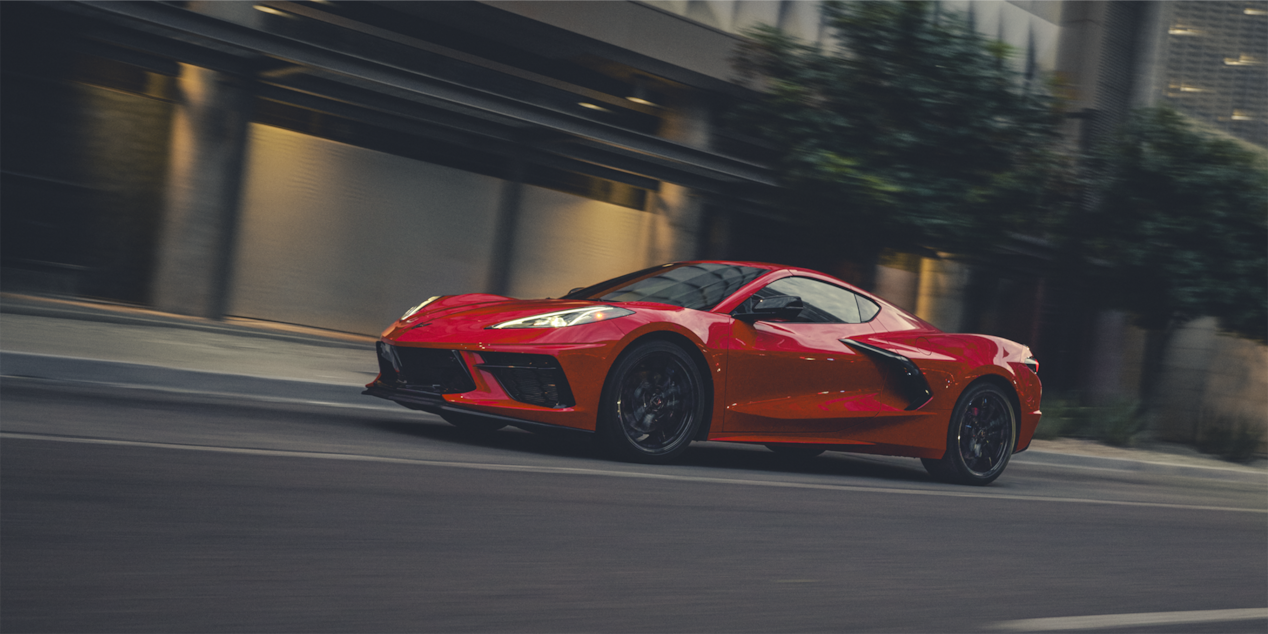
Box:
left=362, top=384, right=592, bottom=436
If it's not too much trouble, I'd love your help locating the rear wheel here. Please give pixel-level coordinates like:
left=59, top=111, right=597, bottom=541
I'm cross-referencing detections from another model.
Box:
left=596, top=341, right=705, bottom=464
left=440, top=411, right=506, bottom=433
left=922, top=383, right=1017, bottom=486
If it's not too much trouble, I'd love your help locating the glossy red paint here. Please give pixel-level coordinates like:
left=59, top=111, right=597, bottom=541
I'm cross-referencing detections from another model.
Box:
left=366, top=261, right=1043, bottom=468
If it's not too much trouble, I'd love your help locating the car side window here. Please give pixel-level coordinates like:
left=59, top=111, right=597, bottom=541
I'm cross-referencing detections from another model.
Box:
left=857, top=295, right=880, bottom=322
left=739, top=277, right=865, bottom=324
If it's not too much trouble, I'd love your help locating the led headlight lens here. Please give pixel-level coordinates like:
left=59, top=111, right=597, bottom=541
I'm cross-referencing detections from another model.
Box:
left=400, top=296, right=442, bottom=321
left=491, top=306, right=634, bottom=329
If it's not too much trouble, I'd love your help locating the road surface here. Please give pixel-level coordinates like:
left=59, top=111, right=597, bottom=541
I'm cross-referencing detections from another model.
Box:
left=3, top=378, right=1264, bottom=633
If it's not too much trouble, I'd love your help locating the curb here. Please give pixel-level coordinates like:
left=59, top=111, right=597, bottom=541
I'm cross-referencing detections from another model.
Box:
left=1013, top=448, right=1266, bottom=484
left=0, top=351, right=396, bottom=411
left=0, top=295, right=375, bottom=351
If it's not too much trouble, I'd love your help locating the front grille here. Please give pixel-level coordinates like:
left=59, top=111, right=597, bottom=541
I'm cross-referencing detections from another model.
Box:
left=477, top=352, right=575, bottom=408
left=376, top=342, right=475, bottom=394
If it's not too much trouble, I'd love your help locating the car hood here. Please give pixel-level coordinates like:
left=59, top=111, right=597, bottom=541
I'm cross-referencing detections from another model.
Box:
left=384, top=294, right=624, bottom=343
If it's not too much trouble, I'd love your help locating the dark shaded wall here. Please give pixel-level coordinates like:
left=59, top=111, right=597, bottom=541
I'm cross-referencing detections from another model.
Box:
left=1, top=4, right=173, bottom=304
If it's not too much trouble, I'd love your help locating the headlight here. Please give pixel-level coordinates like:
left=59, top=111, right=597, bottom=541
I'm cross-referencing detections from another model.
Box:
left=490, top=306, right=634, bottom=329
left=400, top=296, right=442, bottom=321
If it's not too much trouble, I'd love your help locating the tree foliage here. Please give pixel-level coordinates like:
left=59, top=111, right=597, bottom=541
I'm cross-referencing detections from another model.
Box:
left=1085, top=107, right=1268, bottom=342
left=729, top=0, right=1067, bottom=259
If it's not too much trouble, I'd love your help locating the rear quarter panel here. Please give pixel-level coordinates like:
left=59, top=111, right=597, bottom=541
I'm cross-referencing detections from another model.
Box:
left=866, top=330, right=1042, bottom=453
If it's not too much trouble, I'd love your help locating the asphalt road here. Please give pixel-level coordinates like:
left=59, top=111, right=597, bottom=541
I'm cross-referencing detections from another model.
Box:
left=2, top=378, right=1265, bottom=633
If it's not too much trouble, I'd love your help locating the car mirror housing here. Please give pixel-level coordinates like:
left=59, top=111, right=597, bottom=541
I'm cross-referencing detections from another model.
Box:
left=734, top=294, right=804, bottom=322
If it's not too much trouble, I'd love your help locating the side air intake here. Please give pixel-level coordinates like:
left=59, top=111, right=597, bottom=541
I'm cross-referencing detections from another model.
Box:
left=476, top=352, right=575, bottom=408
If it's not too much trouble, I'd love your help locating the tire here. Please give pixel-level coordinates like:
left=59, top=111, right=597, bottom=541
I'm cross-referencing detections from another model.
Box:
left=765, top=444, right=826, bottom=459
left=922, top=382, right=1017, bottom=486
left=440, top=411, right=506, bottom=433
left=596, top=341, right=705, bottom=464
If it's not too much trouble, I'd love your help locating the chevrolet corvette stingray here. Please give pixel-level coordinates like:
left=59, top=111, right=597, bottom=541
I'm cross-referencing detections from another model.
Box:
left=365, top=261, right=1042, bottom=485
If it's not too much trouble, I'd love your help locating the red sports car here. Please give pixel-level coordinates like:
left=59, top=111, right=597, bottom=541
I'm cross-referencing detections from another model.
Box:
left=365, top=261, right=1042, bottom=485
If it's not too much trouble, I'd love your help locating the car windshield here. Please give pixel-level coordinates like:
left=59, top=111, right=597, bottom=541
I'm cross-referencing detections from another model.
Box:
left=562, top=263, right=767, bottom=311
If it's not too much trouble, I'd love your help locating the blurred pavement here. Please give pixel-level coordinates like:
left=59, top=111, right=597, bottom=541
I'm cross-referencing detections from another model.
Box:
left=2, top=293, right=1264, bottom=483
left=1, top=293, right=381, bottom=410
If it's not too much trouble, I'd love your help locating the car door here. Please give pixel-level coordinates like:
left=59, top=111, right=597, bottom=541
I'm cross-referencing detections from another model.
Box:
left=723, top=276, right=888, bottom=435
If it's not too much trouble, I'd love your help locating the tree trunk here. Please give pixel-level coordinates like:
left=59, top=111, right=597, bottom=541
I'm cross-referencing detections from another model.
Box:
left=1138, top=320, right=1177, bottom=428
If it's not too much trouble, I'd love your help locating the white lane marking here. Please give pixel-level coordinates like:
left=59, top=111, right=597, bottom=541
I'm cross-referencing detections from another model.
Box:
left=993, top=607, right=1268, bottom=631
left=3, top=432, right=1264, bottom=515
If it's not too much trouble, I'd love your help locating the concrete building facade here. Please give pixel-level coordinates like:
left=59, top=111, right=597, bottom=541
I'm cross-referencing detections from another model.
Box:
left=1, top=0, right=1064, bottom=333
left=3, top=1, right=776, bottom=334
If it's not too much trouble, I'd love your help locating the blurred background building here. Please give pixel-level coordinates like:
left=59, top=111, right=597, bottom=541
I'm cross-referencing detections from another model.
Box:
left=1149, top=1, right=1267, bottom=147
left=1050, top=0, right=1267, bottom=445
left=2, top=1, right=1264, bottom=442
left=1, top=0, right=777, bottom=334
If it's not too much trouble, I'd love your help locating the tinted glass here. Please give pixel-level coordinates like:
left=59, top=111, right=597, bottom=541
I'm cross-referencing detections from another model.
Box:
left=565, top=263, right=766, bottom=311
left=559, top=265, right=665, bottom=300
left=857, top=295, right=881, bottom=321
left=741, top=277, right=864, bottom=323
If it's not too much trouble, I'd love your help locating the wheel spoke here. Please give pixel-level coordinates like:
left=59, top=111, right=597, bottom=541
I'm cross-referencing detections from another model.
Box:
left=956, top=391, right=1013, bottom=477
left=615, top=352, right=696, bottom=451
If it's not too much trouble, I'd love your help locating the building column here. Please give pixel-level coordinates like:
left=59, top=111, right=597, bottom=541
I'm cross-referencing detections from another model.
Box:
left=914, top=255, right=970, bottom=332
left=648, top=92, right=710, bottom=265
left=873, top=251, right=921, bottom=312
left=486, top=154, right=525, bottom=297
left=152, top=63, right=253, bottom=318
left=150, top=0, right=270, bottom=317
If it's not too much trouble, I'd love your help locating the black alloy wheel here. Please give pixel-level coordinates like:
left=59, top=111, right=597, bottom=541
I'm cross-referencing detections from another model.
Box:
left=922, top=383, right=1017, bottom=486
left=597, top=341, right=705, bottom=464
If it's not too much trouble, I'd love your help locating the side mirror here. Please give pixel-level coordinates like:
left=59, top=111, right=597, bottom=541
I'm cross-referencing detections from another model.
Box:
left=734, top=294, right=804, bottom=322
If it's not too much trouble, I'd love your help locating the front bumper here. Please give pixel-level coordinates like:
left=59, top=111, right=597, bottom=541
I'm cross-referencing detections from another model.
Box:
left=364, top=340, right=619, bottom=432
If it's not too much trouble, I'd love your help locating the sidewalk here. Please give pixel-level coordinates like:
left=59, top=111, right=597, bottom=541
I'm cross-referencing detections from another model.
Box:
left=1023, top=437, right=1266, bottom=482
left=2, top=293, right=1265, bottom=483
left=0, top=293, right=383, bottom=409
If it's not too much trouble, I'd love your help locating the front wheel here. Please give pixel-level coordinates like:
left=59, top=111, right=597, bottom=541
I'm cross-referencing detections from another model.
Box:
left=922, top=383, right=1017, bottom=486
left=596, top=341, right=705, bottom=464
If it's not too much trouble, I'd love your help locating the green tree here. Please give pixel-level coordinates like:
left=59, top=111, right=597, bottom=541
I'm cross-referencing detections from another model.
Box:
left=1081, top=106, right=1268, bottom=403
left=729, top=0, right=1068, bottom=277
